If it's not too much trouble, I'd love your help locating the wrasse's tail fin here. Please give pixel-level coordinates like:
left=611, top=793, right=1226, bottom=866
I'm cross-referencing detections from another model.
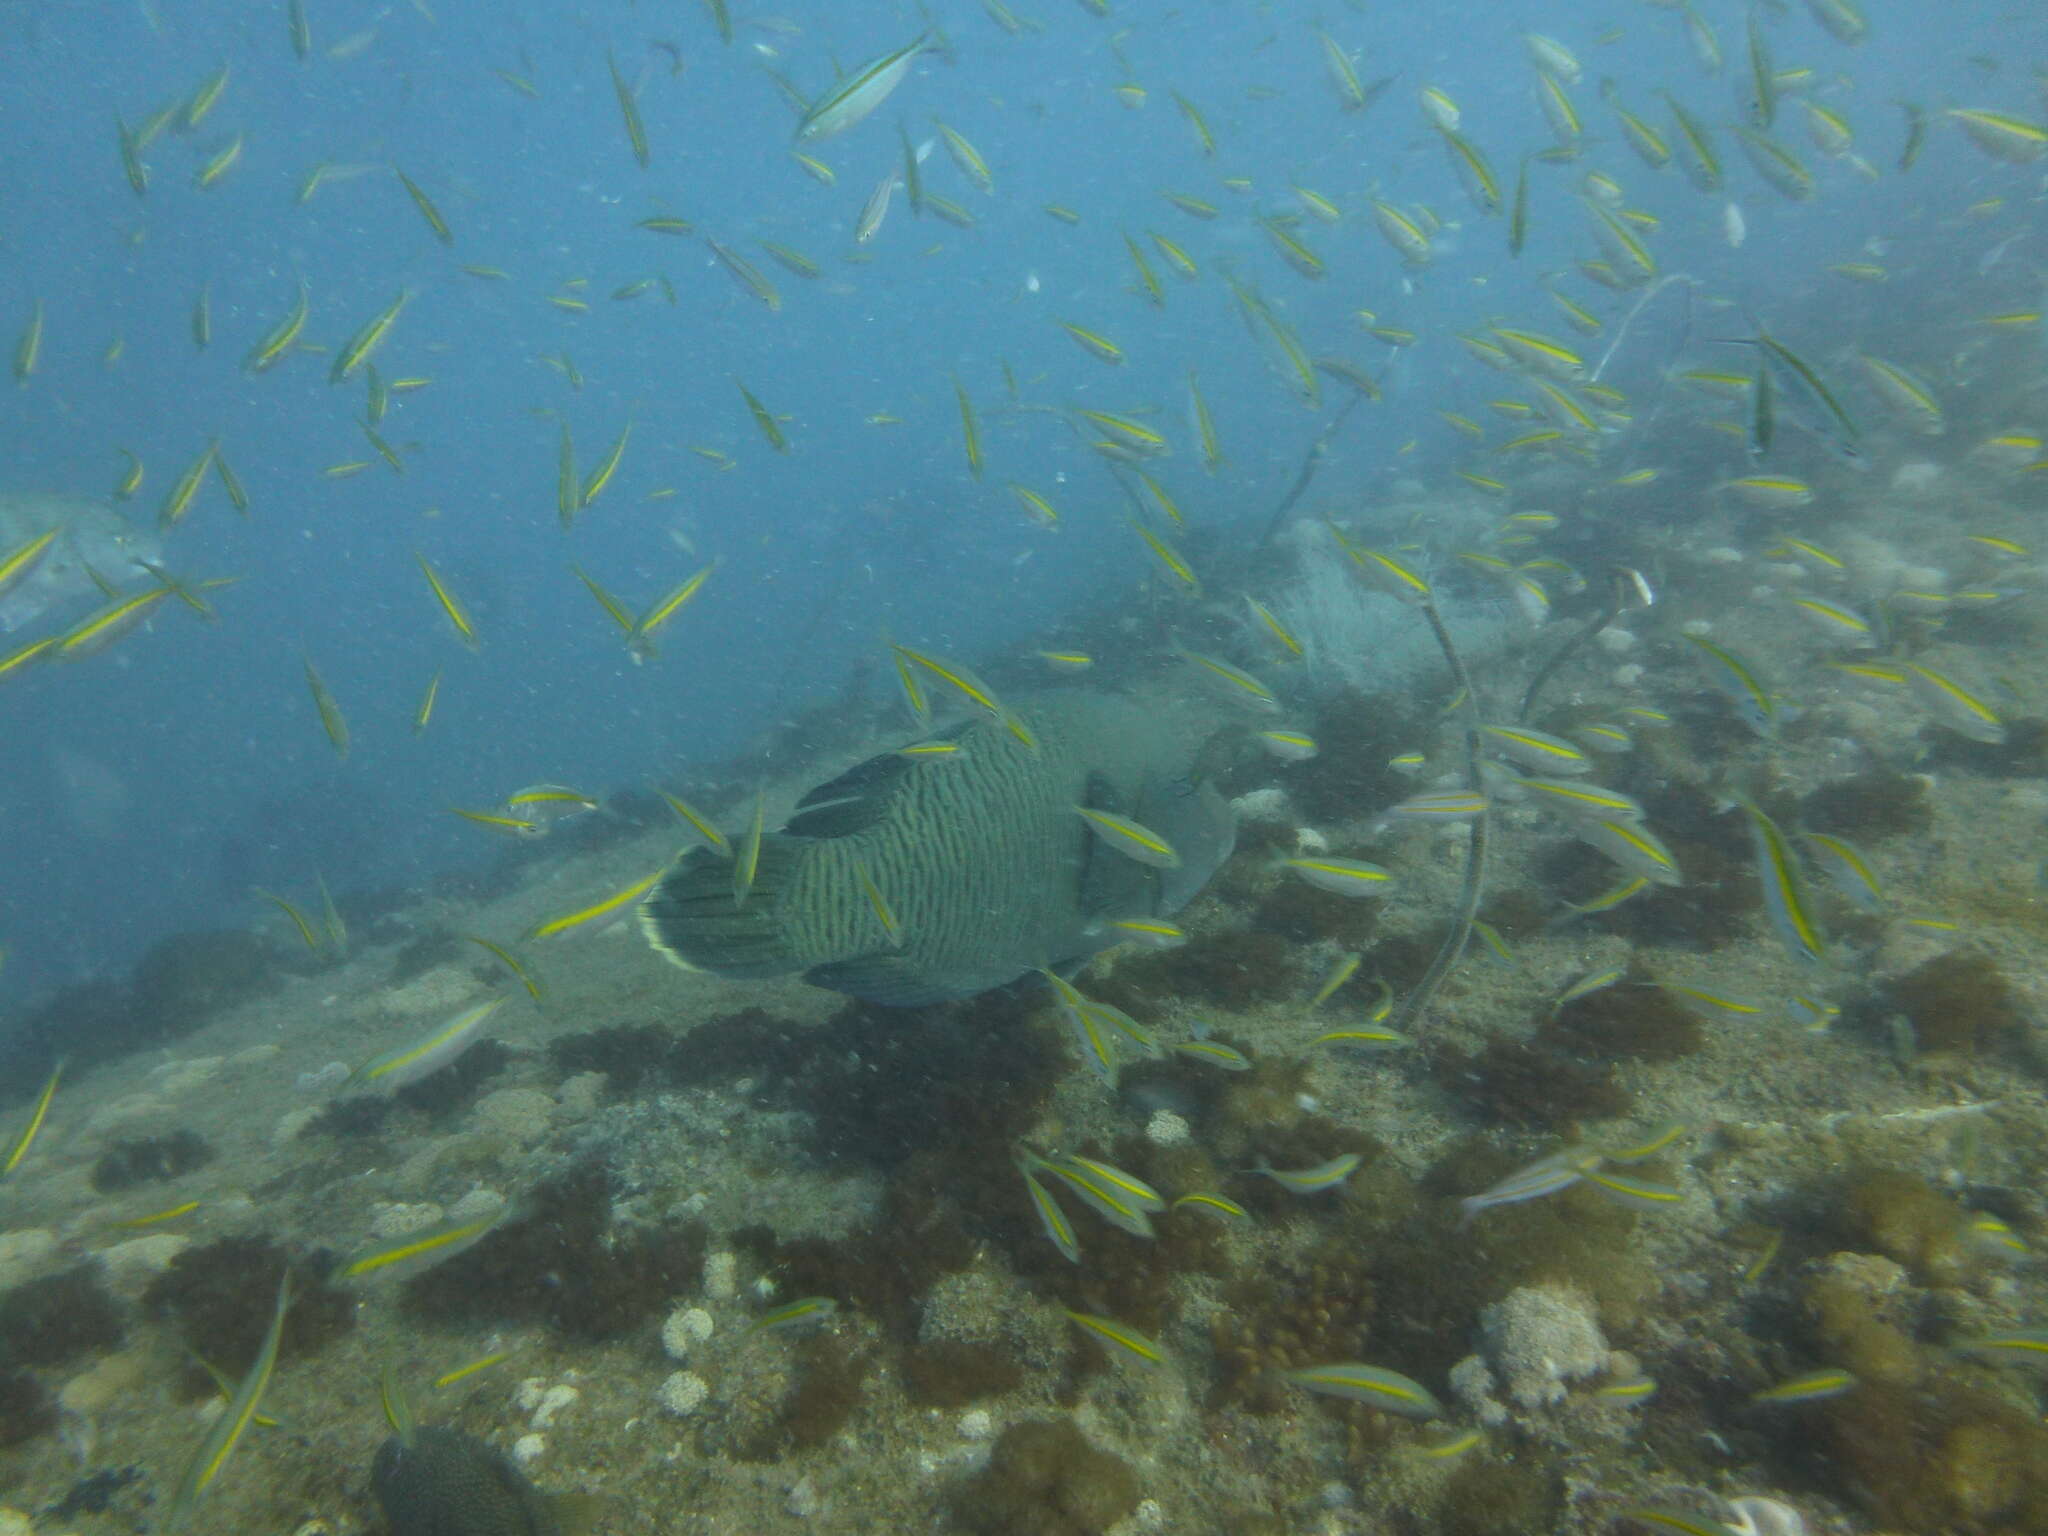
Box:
left=640, top=840, right=806, bottom=977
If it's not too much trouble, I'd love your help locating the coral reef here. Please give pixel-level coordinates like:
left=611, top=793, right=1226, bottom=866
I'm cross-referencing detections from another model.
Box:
left=1801, top=1372, right=2048, bottom=1533
left=1213, top=1245, right=1377, bottom=1413
left=1379, top=1144, right=1657, bottom=1379
left=1802, top=1252, right=1922, bottom=1386
left=1477, top=1283, right=1609, bottom=1410
left=1835, top=1169, right=1973, bottom=1286
left=1211, top=1057, right=1316, bottom=1141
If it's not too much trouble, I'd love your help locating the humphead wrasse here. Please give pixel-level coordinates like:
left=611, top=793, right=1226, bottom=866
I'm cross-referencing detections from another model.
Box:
left=0, top=493, right=161, bottom=633
left=641, top=687, right=1237, bottom=1005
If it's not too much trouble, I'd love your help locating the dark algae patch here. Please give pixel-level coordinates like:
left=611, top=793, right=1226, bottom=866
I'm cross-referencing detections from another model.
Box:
left=1888, top=951, right=2030, bottom=1059
left=89, top=1128, right=216, bottom=1192
left=903, top=1340, right=1026, bottom=1407
left=1436, top=1034, right=1631, bottom=1131
left=949, top=1418, right=1140, bottom=1536
left=0, top=1262, right=124, bottom=1368
left=142, top=1236, right=353, bottom=1382
left=0, top=1369, right=56, bottom=1448
left=402, top=1161, right=707, bottom=1340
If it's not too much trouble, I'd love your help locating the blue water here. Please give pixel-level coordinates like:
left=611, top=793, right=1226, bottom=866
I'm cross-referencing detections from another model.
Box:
left=0, top=0, right=2039, bottom=1004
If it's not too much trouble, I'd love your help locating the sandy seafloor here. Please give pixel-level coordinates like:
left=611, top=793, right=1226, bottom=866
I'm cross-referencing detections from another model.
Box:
left=3, top=462, right=2048, bottom=1536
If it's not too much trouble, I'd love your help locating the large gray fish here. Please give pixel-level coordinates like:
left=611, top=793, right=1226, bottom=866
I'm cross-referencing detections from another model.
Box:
left=373, top=1425, right=601, bottom=1536
left=0, top=492, right=160, bottom=633
left=640, top=687, right=1238, bottom=1005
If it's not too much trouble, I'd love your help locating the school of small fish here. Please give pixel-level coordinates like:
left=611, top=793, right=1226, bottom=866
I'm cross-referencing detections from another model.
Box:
left=4, top=0, right=2048, bottom=1530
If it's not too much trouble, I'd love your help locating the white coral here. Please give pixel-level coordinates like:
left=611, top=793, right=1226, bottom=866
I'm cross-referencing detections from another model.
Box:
left=703, top=1250, right=739, bottom=1300
left=658, top=1370, right=708, bottom=1416
left=1478, top=1284, right=1609, bottom=1411
left=1229, top=786, right=1293, bottom=824
left=662, top=1305, right=715, bottom=1360
left=1145, top=1109, right=1191, bottom=1147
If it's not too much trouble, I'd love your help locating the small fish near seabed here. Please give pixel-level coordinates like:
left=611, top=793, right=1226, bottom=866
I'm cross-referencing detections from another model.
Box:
left=641, top=684, right=1237, bottom=1004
